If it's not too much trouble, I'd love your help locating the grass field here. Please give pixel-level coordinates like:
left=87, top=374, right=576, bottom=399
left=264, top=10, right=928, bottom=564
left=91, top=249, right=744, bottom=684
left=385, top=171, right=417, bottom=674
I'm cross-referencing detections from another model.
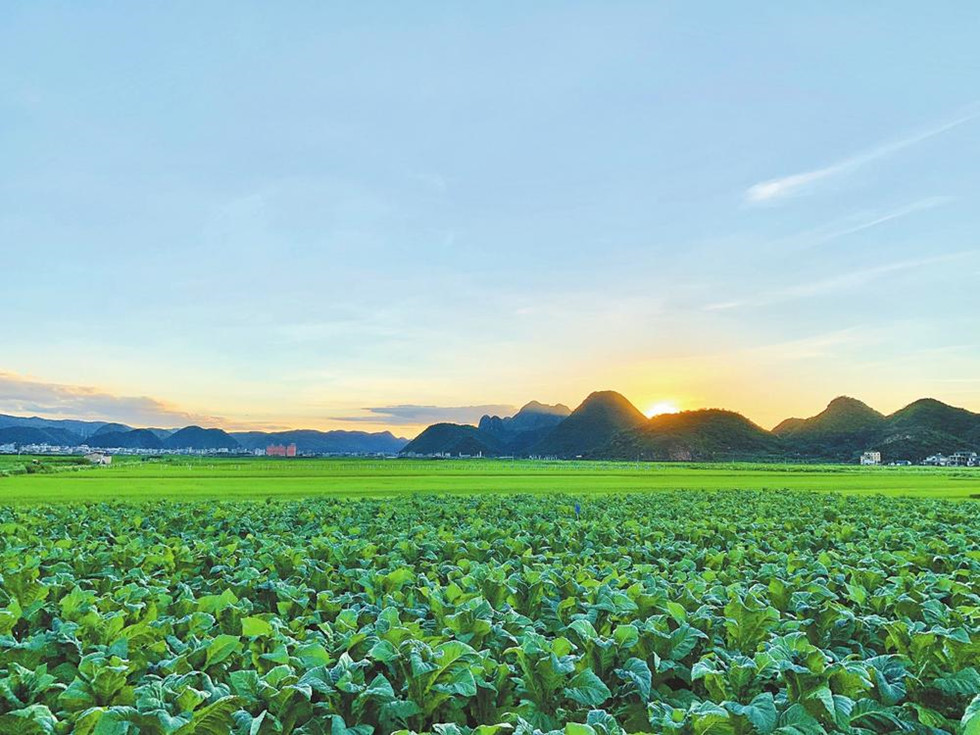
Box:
left=1, top=455, right=979, bottom=503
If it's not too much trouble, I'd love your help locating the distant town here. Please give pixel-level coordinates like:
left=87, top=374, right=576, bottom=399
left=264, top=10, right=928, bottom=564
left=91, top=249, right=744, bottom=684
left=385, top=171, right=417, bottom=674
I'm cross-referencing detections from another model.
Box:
left=0, top=441, right=373, bottom=462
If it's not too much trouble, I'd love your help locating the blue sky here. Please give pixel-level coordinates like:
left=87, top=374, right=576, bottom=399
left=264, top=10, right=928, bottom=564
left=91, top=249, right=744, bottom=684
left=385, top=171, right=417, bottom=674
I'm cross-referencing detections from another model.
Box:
left=1, top=3, right=978, bottom=434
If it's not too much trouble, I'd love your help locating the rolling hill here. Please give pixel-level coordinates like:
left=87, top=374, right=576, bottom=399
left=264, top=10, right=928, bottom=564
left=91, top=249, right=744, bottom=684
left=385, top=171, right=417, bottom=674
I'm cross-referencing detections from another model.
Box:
left=90, top=422, right=134, bottom=437
left=876, top=398, right=980, bottom=460
left=164, top=426, right=240, bottom=451
left=774, top=396, right=886, bottom=462
left=775, top=396, right=980, bottom=462
left=0, top=426, right=82, bottom=447
left=600, top=409, right=785, bottom=461
left=87, top=429, right=164, bottom=450
left=401, top=423, right=504, bottom=456
left=478, top=401, right=571, bottom=454
left=403, top=393, right=980, bottom=462
left=0, top=414, right=112, bottom=439
left=529, top=391, right=647, bottom=458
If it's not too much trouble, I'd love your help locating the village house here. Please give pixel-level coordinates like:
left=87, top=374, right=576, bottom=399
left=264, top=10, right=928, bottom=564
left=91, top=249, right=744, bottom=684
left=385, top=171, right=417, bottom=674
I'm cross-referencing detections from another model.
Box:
left=860, top=451, right=881, bottom=466
left=83, top=451, right=112, bottom=466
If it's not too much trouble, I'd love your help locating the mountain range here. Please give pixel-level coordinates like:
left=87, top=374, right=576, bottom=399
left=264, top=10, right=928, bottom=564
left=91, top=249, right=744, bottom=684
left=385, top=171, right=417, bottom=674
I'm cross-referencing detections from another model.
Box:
left=4, top=391, right=979, bottom=461
left=402, top=392, right=980, bottom=462
left=0, top=414, right=408, bottom=454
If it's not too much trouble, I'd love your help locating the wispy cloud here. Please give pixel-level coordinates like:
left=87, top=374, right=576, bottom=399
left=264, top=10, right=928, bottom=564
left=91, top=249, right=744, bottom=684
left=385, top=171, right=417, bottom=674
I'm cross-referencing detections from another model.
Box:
left=0, top=371, right=224, bottom=428
left=804, top=196, right=952, bottom=245
left=332, top=404, right=517, bottom=426
left=745, top=108, right=979, bottom=204
left=741, top=328, right=869, bottom=362
left=705, top=251, right=973, bottom=311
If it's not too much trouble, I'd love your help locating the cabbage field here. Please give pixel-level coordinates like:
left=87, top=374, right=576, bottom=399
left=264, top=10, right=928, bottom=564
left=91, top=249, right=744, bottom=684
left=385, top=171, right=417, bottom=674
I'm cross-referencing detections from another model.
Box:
left=2, top=490, right=980, bottom=734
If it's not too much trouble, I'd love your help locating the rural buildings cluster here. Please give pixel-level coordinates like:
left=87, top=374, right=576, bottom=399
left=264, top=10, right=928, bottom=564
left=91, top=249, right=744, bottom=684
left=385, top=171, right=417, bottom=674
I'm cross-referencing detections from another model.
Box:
left=860, top=450, right=979, bottom=466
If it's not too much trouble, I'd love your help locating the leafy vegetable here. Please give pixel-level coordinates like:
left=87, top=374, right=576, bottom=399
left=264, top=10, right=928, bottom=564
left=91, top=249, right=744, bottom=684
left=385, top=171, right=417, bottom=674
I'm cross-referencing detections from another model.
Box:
left=1, top=490, right=978, bottom=734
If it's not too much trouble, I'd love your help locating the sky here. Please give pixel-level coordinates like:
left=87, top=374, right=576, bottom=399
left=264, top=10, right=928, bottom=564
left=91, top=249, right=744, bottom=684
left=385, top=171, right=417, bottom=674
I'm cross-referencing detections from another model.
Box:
left=1, top=2, right=979, bottom=437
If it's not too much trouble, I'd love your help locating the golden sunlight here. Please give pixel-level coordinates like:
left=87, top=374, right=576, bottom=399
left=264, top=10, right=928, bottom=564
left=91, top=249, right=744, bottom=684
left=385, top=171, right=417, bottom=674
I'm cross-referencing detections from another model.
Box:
left=645, top=400, right=681, bottom=418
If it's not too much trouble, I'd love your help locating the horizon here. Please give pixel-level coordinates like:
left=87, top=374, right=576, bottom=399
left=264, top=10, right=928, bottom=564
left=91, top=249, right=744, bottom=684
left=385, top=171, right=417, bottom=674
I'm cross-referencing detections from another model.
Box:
left=3, top=4, right=979, bottom=437
left=1, top=389, right=975, bottom=440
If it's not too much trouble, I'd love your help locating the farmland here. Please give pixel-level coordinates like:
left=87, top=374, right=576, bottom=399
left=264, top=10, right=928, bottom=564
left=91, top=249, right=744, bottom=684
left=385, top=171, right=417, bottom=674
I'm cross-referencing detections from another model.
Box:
left=1, top=456, right=980, bottom=504
left=2, top=461, right=980, bottom=734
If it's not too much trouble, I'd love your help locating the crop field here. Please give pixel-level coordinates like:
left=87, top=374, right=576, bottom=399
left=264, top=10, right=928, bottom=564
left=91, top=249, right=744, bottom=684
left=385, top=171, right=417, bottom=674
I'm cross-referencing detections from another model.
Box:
left=2, top=490, right=980, bottom=734
left=2, top=460, right=980, bottom=734
left=2, top=456, right=980, bottom=503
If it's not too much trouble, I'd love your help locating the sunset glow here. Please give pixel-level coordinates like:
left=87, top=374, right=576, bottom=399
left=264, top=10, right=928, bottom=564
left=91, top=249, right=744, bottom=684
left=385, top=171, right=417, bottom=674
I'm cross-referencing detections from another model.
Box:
left=0, top=5, right=978, bottom=437
left=645, top=401, right=681, bottom=418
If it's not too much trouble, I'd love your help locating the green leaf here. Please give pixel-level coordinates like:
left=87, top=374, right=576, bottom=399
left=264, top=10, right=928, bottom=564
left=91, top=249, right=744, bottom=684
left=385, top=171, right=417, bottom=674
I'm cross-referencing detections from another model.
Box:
left=330, top=714, right=374, bottom=735
left=0, top=597, right=22, bottom=635
left=241, top=616, right=274, bottom=637
left=0, top=705, right=58, bottom=735
left=173, top=696, right=241, bottom=735
left=670, top=623, right=707, bottom=660
left=565, top=669, right=611, bottom=707
left=615, top=658, right=651, bottom=701
left=204, top=635, right=242, bottom=668
left=690, top=701, right=734, bottom=735
left=724, top=595, right=778, bottom=653
left=724, top=693, right=777, bottom=735
left=963, top=694, right=980, bottom=735
left=934, top=668, right=980, bottom=698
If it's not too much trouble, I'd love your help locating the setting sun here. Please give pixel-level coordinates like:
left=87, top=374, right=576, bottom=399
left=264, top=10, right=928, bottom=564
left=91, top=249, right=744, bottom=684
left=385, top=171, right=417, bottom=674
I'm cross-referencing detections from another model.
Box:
left=645, top=400, right=681, bottom=418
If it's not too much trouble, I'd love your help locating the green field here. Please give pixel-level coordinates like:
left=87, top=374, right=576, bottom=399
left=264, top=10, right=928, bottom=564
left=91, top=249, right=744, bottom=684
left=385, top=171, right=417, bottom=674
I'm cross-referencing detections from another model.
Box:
left=3, top=490, right=980, bottom=734
left=4, top=456, right=980, bottom=733
left=1, top=455, right=979, bottom=504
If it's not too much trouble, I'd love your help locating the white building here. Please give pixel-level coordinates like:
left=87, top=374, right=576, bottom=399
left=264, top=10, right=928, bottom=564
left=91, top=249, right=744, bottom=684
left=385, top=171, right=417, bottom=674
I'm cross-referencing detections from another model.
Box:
left=860, top=451, right=881, bottom=466
left=948, top=451, right=978, bottom=467
left=84, top=451, right=112, bottom=466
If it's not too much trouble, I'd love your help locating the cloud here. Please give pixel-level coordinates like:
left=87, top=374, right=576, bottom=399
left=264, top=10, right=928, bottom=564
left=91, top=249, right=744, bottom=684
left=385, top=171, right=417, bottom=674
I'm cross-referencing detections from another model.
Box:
left=706, top=251, right=973, bottom=311
left=804, top=196, right=952, bottom=245
left=745, top=108, right=979, bottom=204
left=0, top=371, right=224, bottom=428
left=741, top=328, right=868, bottom=362
left=332, top=404, right=517, bottom=426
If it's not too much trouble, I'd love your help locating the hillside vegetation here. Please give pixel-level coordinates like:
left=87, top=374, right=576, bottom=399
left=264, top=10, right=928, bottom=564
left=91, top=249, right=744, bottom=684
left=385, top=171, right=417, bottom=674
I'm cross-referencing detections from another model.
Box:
left=600, top=409, right=784, bottom=461
left=405, top=393, right=980, bottom=463
left=529, top=391, right=648, bottom=458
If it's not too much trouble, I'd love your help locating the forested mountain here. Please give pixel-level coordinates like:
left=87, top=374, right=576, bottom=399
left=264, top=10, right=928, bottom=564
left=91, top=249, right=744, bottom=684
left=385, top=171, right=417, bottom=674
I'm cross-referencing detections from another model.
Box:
left=777, top=396, right=980, bottom=462
left=478, top=401, right=571, bottom=454
left=774, top=397, right=886, bottom=461
left=0, top=414, right=116, bottom=439
left=529, top=391, right=647, bottom=458
left=164, top=426, right=240, bottom=451
left=87, top=429, right=164, bottom=450
left=403, top=394, right=980, bottom=462
left=401, top=423, right=504, bottom=456
left=600, top=409, right=784, bottom=461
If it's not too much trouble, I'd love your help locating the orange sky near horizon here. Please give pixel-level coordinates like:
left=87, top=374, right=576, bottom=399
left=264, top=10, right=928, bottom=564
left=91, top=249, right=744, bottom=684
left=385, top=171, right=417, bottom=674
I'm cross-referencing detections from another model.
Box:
left=4, top=348, right=977, bottom=439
